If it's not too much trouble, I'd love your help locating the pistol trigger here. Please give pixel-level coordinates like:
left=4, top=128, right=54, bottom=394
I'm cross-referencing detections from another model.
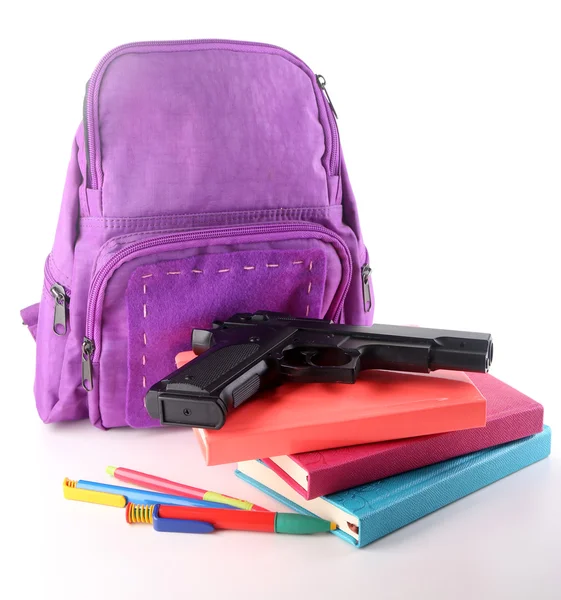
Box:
left=300, top=350, right=318, bottom=366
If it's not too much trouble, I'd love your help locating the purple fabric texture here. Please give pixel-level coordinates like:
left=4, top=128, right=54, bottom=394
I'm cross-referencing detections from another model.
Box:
left=23, top=40, right=372, bottom=427
left=21, top=303, right=40, bottom=340
left=99, top=50, right=330, bottom=216
left=125, top=249, right=327, bottom=427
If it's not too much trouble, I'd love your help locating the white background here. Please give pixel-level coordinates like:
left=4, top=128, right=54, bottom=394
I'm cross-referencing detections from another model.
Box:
left=1, top=1, right=560, bottom=598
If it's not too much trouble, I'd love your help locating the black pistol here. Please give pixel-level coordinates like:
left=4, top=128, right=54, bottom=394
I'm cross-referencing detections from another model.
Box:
left=145, top=311, right=493, bottom=429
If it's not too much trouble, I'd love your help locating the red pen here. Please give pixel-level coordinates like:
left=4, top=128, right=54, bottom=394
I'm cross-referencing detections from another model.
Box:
left=106, top=466, right=269, bottom=512
left=126, top=503, right=335, bottom=534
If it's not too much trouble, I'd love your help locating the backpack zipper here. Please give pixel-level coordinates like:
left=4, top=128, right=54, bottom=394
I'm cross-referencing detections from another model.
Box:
left=316, top=74, right=340, bottom=176
left=361, top=264, right=372, bottom=312
left=81, top=338, right=94, bottom=391
left=316, top=75, right=337, bottom=118
left=84, top=39, right=340, bottom=188
left=44, top=256, right=70, bottom=336
left=50, top=284, right=69, bottom=336
left=81, top=222, right=353, bottom=391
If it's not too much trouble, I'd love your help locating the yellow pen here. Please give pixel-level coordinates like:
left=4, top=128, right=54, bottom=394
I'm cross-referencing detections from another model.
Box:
left=62, top=478, right=127, bottom=507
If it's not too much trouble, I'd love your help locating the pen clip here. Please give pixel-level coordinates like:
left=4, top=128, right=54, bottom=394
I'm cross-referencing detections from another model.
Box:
left=63, top=478, right=127, bottom=508
left=153, top=509, right=214, bottom=534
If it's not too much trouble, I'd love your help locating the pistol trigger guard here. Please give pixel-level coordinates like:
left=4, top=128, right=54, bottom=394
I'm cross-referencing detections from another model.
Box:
left=279, top=346, right=360, bottom=384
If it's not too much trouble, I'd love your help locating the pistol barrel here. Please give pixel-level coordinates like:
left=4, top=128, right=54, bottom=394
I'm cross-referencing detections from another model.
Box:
left=349, top=325, right=493, bottom=375
left=429, top=335, right=493, bottom=373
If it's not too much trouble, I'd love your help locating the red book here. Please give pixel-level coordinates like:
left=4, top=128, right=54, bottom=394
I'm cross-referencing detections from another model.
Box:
left=263, top=373, right=544, bottom=499
left=193, top=370, right=487, bottom=466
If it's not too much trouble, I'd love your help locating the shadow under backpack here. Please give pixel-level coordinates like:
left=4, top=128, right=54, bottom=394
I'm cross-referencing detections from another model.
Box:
left=21, top=39, right=374, bottom=429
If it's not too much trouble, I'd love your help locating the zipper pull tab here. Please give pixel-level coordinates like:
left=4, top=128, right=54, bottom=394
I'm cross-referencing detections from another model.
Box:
left=361, top=264, right=372, bottom=312
left=50, top=283, right=68, bottom=336
left=81, top=338, right=94, bottom=392
left=316, top=74, right=338, bottom=119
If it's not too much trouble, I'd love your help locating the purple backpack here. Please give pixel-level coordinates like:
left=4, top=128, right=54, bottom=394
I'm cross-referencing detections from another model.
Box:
left=21, top=39, right=373, bottom=429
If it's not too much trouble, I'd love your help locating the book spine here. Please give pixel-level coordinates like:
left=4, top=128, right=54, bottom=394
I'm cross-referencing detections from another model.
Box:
left=352, top=425, right=551, bottom=547
left=234, top=468, right=360, bottom=546
left=307, top=405, right=544, bottom=499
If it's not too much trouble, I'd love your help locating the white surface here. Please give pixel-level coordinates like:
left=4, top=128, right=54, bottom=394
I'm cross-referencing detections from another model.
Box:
left=2, top=1, right=560, bottom=599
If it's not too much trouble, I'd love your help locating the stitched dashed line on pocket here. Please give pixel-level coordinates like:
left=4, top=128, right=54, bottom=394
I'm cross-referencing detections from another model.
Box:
left=306, top=259, right=313, bottom=316
left=154, top=262, right=310, bottom=275
left=142, top=281, right=149, bottom=388
left=139, top=259, right=314, bottom=391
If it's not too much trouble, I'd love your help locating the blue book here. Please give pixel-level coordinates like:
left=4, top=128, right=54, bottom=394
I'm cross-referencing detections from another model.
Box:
left=235, top=426, right=551, bottom=548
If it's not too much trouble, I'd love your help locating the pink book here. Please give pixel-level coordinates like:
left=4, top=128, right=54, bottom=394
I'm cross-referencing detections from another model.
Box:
left=263, top=373, right=544, bottom=499
left=192, top=370, right=487, bottom=466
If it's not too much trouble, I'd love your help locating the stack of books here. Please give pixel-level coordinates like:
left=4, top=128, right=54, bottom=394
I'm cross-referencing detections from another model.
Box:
left=179, top=350, right=550, bottom=548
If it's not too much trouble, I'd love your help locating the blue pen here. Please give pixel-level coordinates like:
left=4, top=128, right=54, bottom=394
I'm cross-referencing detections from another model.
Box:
left=75, top=479, right=233, bottom=509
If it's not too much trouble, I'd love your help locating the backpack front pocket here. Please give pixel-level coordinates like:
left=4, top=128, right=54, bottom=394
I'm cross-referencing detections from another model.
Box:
left=83, top=223, right=352, bottom=428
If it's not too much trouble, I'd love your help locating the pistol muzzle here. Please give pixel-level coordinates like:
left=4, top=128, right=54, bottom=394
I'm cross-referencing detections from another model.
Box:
left=430, top=335, right=493, bottom=373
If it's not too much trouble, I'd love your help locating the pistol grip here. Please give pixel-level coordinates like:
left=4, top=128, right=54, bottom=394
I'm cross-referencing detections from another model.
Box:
left=166, top=343, right=260, bottom=394
left=219, top=360, right=269, bottom=408
left=145, top=343, right=263, bottom=428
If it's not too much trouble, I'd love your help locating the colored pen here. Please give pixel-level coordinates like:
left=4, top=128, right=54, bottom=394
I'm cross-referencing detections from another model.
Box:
left=63, top=478, right=127, bottom=507
left=72, top=479, right=232, bottom=509
left=126, top=503, right=336, bottom=534
left=125, top=504, right=215, bottom=534
left=107, top=466, right=269, bottom=512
